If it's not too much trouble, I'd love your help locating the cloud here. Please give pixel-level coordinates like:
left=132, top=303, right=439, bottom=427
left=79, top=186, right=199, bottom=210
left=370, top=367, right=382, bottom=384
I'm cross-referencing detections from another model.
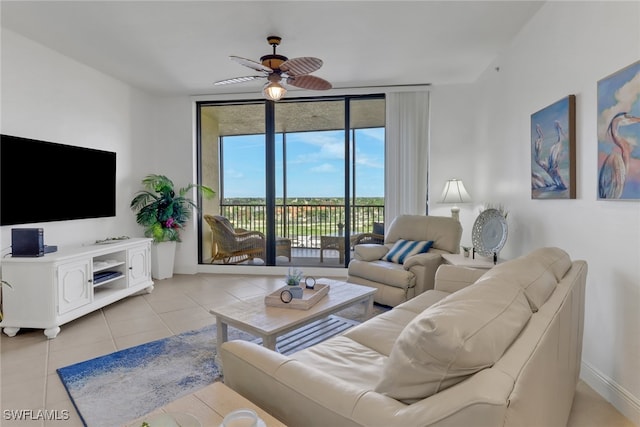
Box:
left=309, top=163, right=337, bottom=173
left=598, top=70, right=640, bottom=141
left=225, top=168, right=244, bottom=179
left=358, top=128, right=385, bottom=142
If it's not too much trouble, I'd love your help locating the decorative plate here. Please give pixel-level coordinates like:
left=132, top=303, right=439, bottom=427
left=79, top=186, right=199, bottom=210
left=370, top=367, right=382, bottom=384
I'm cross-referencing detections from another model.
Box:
left=472, top=209, right=508, bottom=257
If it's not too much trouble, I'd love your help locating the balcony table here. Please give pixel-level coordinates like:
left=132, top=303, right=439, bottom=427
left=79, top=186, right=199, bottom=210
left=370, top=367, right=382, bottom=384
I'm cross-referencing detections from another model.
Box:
left=319, top=233, right=361, bottom=263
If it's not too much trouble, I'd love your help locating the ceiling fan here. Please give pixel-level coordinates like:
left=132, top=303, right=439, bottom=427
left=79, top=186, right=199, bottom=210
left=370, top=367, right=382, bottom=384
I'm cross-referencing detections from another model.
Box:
left=213, top=36, right=332, bottom=101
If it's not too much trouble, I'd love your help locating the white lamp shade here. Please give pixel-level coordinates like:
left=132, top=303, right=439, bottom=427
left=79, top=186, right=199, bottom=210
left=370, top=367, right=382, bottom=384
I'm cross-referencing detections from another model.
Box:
left=440, top=179, right=471, bottom=204
left=440, top=179, right=471, bottom=221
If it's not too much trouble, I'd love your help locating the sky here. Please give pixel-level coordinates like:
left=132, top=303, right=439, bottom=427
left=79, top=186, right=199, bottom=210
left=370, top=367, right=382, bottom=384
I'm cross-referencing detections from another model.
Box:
left=222, top=128, right=384, bottom=199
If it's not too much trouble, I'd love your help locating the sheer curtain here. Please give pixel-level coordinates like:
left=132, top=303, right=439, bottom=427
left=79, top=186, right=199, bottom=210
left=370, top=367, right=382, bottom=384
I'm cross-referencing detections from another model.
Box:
left=384, top=91, right=430, bottom=223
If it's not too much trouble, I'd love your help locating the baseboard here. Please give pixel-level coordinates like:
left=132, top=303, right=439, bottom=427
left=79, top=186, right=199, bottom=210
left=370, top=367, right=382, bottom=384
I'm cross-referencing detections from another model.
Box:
left=581, top=360, right=640, bottom=425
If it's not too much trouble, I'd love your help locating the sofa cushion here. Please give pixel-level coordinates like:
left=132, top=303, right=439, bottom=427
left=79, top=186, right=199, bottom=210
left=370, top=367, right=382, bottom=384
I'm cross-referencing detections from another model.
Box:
left=348, top=259, right=415, bottom=289
left=342, top=309, right=418, bottom=356
left=476, top=247, right=571, bottom=311
left=527, top=247, right=572, bottom=281
left=291, top=336, right=387, bottom=391
left=373, top=222, right=385, bottom=236
left=382, top=239, right=433, bottom=264
left=354, top=244, right=390, bottom=262
left=434, top=265, right=488, bottom=294
left=375, top=277, right=532, bottom=403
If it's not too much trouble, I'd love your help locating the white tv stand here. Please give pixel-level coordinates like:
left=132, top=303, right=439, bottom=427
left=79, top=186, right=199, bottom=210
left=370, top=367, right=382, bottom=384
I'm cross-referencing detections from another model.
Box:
left=0, top=237, right=154, bottom=339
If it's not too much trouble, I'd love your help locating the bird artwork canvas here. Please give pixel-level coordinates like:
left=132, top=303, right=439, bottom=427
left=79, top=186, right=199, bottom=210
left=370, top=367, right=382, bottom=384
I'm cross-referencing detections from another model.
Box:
left=597, top=60, right=640, bottom=200
left=531, top=95, right=576, bottom=199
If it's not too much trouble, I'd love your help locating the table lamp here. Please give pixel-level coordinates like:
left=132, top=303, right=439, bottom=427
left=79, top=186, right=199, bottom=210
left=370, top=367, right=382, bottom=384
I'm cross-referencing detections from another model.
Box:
left=440, top=179, right=471, bottom=221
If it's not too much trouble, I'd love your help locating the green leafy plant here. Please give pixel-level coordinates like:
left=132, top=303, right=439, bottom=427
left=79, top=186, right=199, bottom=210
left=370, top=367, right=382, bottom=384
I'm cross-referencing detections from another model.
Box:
left=285, top=267, right=303, bottom=286
left=130, top=174, right=215, bottom=243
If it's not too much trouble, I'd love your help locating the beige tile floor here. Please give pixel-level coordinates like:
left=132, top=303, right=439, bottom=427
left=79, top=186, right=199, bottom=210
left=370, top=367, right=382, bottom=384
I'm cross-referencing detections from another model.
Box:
left=1, top=273, right=635, bottom=427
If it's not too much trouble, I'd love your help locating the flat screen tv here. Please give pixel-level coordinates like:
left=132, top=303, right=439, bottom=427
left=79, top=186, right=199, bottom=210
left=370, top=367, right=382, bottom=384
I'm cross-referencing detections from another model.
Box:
left=1, top=134, right=116, bottom=226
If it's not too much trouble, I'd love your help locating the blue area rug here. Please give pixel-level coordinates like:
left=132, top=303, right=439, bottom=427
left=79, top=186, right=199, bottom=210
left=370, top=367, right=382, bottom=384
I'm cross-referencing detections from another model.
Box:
left=57, top=324, right=254, bottom=427
left=56, top=315, right=361, bottom=427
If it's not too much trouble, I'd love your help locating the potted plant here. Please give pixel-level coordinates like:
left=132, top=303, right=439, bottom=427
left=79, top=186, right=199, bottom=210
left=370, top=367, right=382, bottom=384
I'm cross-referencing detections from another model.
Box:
left=130, top=174, right=215, bottom=279
left=285, top=268, right=304, bottom=298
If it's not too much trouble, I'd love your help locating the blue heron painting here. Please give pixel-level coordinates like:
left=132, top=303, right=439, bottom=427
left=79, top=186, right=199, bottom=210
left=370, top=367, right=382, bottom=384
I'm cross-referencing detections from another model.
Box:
left=597, top=60, right=640, bottom=200
left=531, top=95, right=576, bottom=199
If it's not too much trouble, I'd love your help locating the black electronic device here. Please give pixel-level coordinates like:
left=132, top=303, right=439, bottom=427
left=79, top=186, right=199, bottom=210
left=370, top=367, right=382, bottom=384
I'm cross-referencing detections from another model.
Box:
left=11, top=228, right=45, bottom=257
left=0, top=134, right=116, bottom=226
left=10, top=228, right=58, bottom=257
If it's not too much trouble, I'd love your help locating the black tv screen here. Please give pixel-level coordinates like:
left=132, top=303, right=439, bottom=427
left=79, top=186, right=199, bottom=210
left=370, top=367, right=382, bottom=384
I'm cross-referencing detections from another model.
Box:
left=1, top=134, right=116, bottom=226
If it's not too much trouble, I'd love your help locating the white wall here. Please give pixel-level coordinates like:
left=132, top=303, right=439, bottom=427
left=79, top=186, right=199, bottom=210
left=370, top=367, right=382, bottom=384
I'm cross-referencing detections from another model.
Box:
left=430, top=2, right=640, bottom=422
left=0, top=29, right=155, bottom=250
left=0, top=29, right=223, bottom=276
left=148, top=96, right=201, bottom=274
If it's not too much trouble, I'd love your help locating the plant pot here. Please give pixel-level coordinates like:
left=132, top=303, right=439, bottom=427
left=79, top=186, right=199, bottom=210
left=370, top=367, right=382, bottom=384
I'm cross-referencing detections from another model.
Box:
left=288, top=286, right=304, bottom=299
left=151, top=241, right=176, bottom=280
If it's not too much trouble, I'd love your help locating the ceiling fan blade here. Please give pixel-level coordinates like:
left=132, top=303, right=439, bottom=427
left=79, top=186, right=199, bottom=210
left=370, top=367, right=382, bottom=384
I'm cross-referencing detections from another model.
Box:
left=213, top=76, right=264, bottom=86
left=230, top=56, right=272, bottom=73
left=280, top=57, right=323, bottom=75
left=286, top=75, right=332, bottom=90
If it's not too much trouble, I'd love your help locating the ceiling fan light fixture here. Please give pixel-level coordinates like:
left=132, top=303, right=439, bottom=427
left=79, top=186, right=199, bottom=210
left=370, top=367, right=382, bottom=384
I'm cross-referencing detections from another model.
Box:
left=214, top=36, right=332, bottom=99
left=263, top=81, right=287, bottom=101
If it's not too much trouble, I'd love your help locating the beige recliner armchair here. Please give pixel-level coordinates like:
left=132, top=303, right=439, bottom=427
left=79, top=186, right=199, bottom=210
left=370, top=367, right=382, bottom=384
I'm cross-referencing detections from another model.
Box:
left=348, top=215, right=462, bottom=306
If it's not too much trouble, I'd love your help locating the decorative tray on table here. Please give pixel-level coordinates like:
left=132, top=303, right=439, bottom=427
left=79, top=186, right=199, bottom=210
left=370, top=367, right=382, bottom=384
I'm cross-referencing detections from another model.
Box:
left=264, top=283, right=330, bottom=310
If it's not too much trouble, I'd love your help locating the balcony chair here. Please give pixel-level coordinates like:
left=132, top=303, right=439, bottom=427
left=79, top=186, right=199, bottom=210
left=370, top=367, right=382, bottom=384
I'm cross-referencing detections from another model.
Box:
left=352, top=221, right=385, bottom=245
left=204, top=215, right=291, bottom=264
left=204, top=215, right=265, bottom=264
left=347, top=215, right=462, bottom=307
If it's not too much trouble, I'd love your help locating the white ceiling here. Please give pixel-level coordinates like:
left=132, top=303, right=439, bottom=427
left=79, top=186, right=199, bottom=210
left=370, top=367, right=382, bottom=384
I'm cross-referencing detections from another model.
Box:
left=1, top=1, right=544, bottom=97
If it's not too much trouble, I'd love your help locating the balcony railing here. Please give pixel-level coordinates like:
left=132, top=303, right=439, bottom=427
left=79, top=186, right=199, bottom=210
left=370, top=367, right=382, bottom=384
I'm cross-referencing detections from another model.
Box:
left=220, top=204, right=384, bottom=249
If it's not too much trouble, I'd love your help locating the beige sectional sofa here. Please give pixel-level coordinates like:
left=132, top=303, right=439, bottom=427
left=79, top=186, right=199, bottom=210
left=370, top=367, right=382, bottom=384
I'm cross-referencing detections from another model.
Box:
left=220, top=247, right=587, bottom=427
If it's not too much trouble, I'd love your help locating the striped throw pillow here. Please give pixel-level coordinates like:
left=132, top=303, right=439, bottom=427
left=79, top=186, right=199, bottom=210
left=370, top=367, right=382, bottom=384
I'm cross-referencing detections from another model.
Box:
left=382, top=239, right=434, bottom=264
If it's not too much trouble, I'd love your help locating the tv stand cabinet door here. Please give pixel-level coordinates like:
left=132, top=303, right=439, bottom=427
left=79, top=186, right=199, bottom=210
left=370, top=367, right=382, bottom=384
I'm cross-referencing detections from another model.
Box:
left=57, top=259, right=92, bottom=315
left=128, top=243, right=151, bottom=287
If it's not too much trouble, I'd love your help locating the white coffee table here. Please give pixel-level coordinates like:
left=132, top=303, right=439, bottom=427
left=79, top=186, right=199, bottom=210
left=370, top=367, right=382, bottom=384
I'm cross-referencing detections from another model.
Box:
left=209, top=279, right=376, bottom=351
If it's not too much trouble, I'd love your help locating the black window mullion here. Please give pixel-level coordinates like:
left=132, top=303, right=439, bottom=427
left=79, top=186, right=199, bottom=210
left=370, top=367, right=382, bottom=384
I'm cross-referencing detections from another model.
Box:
left=344, top=98, right=351, bottom=266
left=265, top=100, right=276, bottom=265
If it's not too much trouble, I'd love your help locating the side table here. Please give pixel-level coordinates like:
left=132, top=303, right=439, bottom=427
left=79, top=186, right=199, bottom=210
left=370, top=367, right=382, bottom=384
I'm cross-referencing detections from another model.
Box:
left=128, top=381, right=287, bottom=426
left=319, top=233, right=361, bottom=263
left=441, top=253, right=502, bottom=269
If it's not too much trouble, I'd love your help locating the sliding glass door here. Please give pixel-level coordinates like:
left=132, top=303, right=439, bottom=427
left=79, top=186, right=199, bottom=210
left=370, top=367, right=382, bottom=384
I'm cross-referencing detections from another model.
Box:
left=274, top=100, right=347, bottom=266
left=197, top=95, right=385, bottom=268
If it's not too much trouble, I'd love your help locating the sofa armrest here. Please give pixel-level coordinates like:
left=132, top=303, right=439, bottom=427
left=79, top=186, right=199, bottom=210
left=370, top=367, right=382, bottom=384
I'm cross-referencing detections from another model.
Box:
left=354, top=244, right=389, bottom=261
left=434, top=265, right=487, bottom=293
left=402, top=252, right=445, bottom=295
left=403, top=252, right=442, bottom=269
left=220, top=340, right=380, bottom=427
